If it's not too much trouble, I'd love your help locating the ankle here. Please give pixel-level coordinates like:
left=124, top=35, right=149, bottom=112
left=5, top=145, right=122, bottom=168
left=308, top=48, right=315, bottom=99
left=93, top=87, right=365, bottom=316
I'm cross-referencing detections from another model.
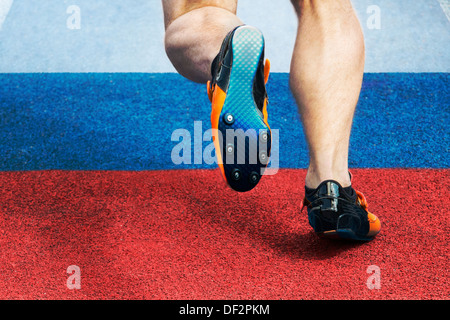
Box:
left=305, top=166, right=351, bottom=189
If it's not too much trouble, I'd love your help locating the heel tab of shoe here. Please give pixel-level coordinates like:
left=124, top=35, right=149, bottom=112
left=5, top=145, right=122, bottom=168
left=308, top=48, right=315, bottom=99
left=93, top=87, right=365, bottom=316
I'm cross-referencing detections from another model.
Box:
left=306, top=179, right=358, bottom=202
left=313, top=180, right=342, bottom=197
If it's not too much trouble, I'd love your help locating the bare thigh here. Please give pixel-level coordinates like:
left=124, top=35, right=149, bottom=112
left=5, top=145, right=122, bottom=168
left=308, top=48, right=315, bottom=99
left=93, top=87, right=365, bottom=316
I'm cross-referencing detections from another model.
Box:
left=162, top=0, right=239, bottom=28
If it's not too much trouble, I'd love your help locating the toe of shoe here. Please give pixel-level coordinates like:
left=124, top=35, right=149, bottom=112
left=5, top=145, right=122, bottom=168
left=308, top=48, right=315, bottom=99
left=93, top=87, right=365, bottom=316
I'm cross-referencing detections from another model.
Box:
left=367, top=212, right=381, bottom=237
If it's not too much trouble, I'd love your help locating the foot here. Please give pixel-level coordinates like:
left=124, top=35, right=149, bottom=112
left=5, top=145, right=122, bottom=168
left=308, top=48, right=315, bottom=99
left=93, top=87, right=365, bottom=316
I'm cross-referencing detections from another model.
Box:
left=207, top=25, right=272, bottom=192
left=301, top=180, right=381, bottom=241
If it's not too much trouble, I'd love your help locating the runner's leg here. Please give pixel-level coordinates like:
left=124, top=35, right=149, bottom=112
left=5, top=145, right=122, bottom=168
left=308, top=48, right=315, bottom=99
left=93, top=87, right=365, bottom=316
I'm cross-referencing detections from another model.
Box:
left=289, top=0, right=365, bottom=188
left=163, top=0, right=241, bottom=83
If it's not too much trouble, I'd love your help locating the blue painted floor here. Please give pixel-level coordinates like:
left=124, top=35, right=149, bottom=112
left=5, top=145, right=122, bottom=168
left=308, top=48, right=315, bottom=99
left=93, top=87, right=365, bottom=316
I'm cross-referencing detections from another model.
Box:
left=0, top=73, right=448, bottom=171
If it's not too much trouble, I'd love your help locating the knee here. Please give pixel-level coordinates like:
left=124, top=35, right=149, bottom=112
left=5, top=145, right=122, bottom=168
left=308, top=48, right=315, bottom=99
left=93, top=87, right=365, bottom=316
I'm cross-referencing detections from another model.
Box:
left=163, top=11, right=207, bottom=82
left=164, top=16, right=186, bottom=60
left=164, top=6, right=242, bottom=83
left=164, top=7, right=234, bottom=63
left=164, top=6, right=232, bottom=51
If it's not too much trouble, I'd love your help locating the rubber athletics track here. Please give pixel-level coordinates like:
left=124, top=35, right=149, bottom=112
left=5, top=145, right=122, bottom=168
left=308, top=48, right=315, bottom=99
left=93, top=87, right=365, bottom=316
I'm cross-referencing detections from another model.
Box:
left=0, top=73, right=448, bottom=299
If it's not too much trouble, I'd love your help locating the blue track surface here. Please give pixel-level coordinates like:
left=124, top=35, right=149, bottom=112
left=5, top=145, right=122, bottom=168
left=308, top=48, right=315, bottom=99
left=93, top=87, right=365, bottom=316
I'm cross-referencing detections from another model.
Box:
left=0, top=73, right=448, bottom=171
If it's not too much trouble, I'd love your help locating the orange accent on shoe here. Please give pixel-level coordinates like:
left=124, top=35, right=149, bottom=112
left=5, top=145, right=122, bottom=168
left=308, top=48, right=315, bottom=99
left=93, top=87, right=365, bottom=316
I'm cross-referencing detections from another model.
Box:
left=264, top=59, right=270, bottom=84
left=367, top=212, right=381, bottom=237
left=262, top=97, right=270, bottom=129
left=209, top=84, right=227, bottom=181
left=262, top=59, right=271, bottom=138
left=356, top=190, right=381, bottom=237
left=207, top=81, right=213, bottom=102
left=300, top=197, right=310, bottom=213
left=356, top=190, right=368, bottom=209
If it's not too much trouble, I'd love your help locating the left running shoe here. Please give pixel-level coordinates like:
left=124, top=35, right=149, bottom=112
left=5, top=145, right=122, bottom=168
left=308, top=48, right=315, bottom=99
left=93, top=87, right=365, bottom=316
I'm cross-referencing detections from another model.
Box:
left=207, top=25, right=272, bottom=192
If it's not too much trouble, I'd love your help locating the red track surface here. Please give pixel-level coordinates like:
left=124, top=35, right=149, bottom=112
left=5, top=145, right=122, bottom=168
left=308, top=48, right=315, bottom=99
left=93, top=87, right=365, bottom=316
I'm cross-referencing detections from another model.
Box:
left=0, top=169, right=448, bottom=299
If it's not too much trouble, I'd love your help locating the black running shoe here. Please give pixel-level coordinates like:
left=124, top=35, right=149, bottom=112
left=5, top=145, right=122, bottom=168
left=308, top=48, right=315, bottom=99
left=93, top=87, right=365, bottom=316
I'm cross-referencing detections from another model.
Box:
left=301, top=180, right=381, bottom=241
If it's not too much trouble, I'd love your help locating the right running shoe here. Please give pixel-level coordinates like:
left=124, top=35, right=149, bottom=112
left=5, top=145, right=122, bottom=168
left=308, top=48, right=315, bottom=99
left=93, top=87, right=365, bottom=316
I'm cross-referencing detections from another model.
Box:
left=301, top=180, right=381, bottom=241
left=207, top=25, right=272, bottom=192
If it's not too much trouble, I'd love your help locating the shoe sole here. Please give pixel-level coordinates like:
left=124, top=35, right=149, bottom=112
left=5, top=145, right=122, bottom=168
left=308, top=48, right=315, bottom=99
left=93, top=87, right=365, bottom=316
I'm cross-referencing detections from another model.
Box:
left=319, top=229, right=374, bottom=242
left=217, top=26, right=271, bottom=192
